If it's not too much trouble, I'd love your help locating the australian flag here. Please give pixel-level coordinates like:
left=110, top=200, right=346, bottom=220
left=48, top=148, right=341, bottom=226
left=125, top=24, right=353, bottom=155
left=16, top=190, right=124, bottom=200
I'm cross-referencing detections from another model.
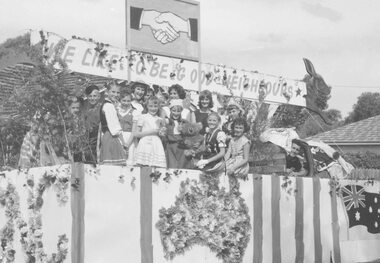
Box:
left=341, top=185, right=380, bottom=234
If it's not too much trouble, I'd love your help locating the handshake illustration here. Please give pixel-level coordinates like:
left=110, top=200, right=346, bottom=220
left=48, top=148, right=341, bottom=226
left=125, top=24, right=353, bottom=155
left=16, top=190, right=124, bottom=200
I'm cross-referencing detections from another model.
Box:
left=131, top=7, right=198, bottom=44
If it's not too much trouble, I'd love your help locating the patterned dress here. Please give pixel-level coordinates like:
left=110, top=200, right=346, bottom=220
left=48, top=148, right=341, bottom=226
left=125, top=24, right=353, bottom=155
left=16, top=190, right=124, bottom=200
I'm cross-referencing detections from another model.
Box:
left=134, top=113, right=167, bottom=168
left=225, top=135, right=250, bottom=178
left=221, top=119, right=234, bottom=146
left=202, top=128, right=226, bottom=173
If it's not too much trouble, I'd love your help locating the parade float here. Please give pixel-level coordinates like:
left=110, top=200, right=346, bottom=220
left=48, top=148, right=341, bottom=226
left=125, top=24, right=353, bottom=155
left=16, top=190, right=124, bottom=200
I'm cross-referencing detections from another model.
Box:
left=1, top=0, right=380, bottom=262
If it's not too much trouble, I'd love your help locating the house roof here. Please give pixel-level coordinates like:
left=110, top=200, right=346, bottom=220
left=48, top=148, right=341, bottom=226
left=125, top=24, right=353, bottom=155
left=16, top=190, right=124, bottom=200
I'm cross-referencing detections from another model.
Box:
left=310, top=114, right=380, bottom=145
left=0, top=63, right=115, bottom=118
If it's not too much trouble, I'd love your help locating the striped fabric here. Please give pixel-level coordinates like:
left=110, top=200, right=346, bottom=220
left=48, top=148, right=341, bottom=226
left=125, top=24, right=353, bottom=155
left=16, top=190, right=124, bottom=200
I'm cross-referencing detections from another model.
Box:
left=18, top=131, right=39, bottom=168
left=251, top=175, right=332, bottom=263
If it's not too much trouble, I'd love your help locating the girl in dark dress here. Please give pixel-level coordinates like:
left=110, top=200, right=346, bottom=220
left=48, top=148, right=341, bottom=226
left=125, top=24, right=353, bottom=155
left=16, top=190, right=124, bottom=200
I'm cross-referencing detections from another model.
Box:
left=194, top=90, right=214, bottom=135
left=196, top=112, right=227, bottom=174
left=165, top=99, right=189, bottom=169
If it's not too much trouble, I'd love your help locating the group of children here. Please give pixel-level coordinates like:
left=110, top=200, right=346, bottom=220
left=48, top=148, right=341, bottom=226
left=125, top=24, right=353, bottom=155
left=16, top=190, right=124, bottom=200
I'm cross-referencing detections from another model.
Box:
left=96, top=81, right=251, bottom=179
left=62, top=81, right=252, bottom=183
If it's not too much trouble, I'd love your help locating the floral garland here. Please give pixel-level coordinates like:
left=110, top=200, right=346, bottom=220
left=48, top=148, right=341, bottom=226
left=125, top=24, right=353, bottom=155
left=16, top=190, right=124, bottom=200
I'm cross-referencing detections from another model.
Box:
left=149, top=169, right=184, bottom=184
left=20, top=169, right=70, bottom=263
left=0, top=167, right=70, bottom=263
left=50, top=38, right=69, bottom=69
left=281, top=175, right=297, bottom=196
left=328, top=176, right=341, bottom=197
left=0, top=183, right=19, bottom=263
left=156, top=174, right=251, bottom=263
left=39, top=31, right=68, bottom=69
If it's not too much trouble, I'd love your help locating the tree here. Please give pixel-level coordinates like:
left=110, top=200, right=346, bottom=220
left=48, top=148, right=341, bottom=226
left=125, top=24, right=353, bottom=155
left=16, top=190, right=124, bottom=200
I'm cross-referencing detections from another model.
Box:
left=0, top=33, right=89, bottom=168
left=345, top=92, right=380, bottom=124
left=325, top=109, right=342, bottom=123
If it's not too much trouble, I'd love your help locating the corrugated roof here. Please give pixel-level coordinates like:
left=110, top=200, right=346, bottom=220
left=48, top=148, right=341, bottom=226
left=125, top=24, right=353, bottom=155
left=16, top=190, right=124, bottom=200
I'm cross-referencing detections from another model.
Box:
left=310, top=114, right=380, bottom=144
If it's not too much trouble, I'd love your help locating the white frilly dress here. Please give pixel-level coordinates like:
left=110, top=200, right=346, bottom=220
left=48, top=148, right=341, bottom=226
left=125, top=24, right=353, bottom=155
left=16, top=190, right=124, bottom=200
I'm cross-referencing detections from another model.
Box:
left=134, top=113, right=167, bottom=168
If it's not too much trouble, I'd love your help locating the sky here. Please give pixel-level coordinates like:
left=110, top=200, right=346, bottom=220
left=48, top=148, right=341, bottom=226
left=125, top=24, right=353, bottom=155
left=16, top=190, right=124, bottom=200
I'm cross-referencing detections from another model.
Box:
left=1, top=0, right=380, bottom=117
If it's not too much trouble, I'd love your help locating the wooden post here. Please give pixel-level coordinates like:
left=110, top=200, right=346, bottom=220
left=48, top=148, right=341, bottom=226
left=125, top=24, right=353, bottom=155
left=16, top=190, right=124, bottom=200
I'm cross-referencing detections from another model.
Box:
left=330, top=182, right=341, bottom=263
left=71, top=163, right=85, bottom=263
left=140, top=167, right=153, bottom=263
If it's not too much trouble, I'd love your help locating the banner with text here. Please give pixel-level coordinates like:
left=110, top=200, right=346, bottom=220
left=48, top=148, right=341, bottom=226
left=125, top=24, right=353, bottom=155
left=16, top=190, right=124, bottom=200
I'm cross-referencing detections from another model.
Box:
left=30, top=31, right=306, bottom=106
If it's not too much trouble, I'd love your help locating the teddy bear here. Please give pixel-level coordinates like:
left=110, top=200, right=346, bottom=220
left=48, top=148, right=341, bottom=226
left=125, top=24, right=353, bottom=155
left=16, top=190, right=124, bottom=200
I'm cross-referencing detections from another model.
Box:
left=178, top=122, right=205, bottom=169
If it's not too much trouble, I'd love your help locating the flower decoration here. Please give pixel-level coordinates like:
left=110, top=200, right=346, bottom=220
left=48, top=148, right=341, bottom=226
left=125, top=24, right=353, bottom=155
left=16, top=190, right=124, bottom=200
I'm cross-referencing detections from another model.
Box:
left=50, top=39, right=68, bottom=69
left=94, top=43, right=108, bottom=68
left=0, top=167, right=70, bottom=263
left=163, top=172, right=172, bottom=183
left=156, top=175, right=251, bottom=263
left=328, top=177, right=341, bottom=196
left=150, top=170, right=162, bottom=183
left=172, top=169, right=183, bottom=177
left=0, top=183, right=19, bottom=263
left=20, top=168, right=70, bottom=262
left=281, top=175, right=297, bottom=197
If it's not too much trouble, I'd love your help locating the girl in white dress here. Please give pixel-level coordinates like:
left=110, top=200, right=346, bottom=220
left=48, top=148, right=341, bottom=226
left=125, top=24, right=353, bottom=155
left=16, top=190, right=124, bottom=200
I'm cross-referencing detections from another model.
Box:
left=134, top=96, right=167, bottom=168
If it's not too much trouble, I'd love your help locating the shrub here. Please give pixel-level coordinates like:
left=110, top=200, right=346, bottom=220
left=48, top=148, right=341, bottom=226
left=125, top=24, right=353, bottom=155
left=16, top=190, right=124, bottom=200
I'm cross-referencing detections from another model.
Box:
left=343, top=151, right=380, bottom=169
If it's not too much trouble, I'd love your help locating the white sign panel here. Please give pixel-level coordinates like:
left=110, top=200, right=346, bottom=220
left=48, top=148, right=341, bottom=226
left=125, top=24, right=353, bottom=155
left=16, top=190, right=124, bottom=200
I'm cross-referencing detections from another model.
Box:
left=126, top=0, right=200, bottom=61
left=30, top=31, right=306, bottom=106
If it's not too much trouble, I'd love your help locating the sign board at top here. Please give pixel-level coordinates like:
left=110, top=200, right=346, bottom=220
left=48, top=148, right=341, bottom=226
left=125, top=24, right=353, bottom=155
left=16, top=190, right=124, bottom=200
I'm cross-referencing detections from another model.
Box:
left=125, top=0, right=200, bottom=61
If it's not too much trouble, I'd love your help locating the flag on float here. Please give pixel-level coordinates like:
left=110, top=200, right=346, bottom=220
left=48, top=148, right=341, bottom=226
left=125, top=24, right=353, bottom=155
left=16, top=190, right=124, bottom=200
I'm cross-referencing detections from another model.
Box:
left=341, top=184, right=380, bottom=234
left=338, top=180, right=380, bottom=263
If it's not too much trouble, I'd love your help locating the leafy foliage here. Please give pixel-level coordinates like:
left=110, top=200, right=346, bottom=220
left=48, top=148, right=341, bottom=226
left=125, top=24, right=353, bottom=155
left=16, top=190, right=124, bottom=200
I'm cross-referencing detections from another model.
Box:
left=345, top=92, right=380, bottom=124
left=343, top=151, right=380, bottom=169
left=156, top=175, right=251, bottom=263
left=0, top=34, right=32, bottom=60
left=0, top=33, right=89, bottom=168
left=271, top=105, right=307, bottom=129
